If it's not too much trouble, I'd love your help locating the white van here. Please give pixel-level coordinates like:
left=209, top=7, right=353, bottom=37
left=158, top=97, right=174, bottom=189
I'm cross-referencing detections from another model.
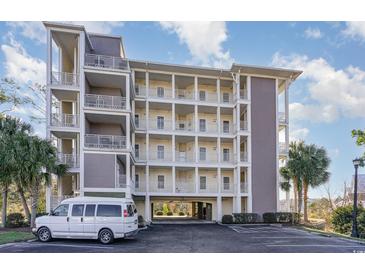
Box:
left=32, top=197, right=139, bottom=244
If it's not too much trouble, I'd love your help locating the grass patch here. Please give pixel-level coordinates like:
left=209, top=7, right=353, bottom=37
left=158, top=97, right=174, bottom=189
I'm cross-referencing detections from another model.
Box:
left=0, top=231, right=35, bottom=245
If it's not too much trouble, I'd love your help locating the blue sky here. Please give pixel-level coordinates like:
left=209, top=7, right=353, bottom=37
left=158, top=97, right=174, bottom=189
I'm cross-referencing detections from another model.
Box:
left=1, top=21, right=365, bottom=199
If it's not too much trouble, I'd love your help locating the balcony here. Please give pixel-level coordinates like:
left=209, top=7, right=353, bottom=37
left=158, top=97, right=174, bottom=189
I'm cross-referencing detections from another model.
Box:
left=198, top=124, right=218, bottom=134
left=240, top=151, right=248, bottom=162
left=175, top=120, right=194, bottom=132
left=279, top=112, right=287, bottom=124
left=134, top=118, right=147, bottom=131
left=221, top=152, right=235, bottom=164
left=57, top=153, right=79, bottom=168
left=51, top=71, right=79, bottom=87
left=240, top=120, right=248, bottom=131
left=148, top=151, right=173, bottom=162
left=85, top=54, right=128, bottom=71
left=240, top=88, right=248, bottom=100
left=51, top=113, right=79, bottom=128
left=149, top=181, right=172, bottom=193
left=133, top=148, right=147, bottom=162
left=84, top=134, right=127, bottom=150
left=149, top=87, right=173, bottom=100
left=175, top=181, right=195, bottom=193
left=240, top=182, right=248, bottom=193
left=198, top=152, right=218, bottom=164
left=134, top=179, right=146, bottom=192
left=279, top=142, right=288, bottom=154
left=85, top=94, right=127, bottom=111
left=198, top=92, right=218, bottom=104
left=175, top=89, right=194, bottom=101
left=220, top=93, right=234, bottom=104
left=148, top=118, right=173, bottom=131
left=221, top=181, right=234, bottom=194
left=198, top=182, right=218, bottom=193
left=175, top=151, right=195, bottom=163
left=135, top=84, right=147, bottom=97
left=220, top=125, right=234, bottom=135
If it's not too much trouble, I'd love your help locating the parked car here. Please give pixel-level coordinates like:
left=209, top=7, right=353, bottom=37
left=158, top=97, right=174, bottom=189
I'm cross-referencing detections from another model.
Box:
left=32, top=196, right=138, bottom=244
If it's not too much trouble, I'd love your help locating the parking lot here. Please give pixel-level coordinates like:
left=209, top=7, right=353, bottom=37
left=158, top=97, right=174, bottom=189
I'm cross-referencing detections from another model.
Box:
left=0, top=224, right=364, bottom=253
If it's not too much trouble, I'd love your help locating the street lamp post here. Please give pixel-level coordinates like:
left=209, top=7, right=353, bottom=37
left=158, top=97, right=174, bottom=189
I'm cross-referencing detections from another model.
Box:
left=351, top=158, right=361, bottom=238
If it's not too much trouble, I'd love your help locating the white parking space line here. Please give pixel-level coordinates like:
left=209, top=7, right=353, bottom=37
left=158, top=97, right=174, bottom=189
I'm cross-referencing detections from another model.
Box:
left=20, top=242, right=113, bottom=250
left=266, top=244, right=365, bottom=248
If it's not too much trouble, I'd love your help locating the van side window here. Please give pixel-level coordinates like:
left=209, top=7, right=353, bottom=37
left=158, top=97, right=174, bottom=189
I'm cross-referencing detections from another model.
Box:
left=85, top=204, right=96, bottom=217
left=126, top=204, right=134, bottom=217
left=72, top=204, right=84, bottom=217
left=53, top=204, right=69, bottom=216
left=97, top=205, right=121, bottom=217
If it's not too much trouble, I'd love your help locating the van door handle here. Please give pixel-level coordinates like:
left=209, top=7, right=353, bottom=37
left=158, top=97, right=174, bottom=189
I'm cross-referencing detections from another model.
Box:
left=67, top=217, right=69, bottom=222
left=81, top=217, right=83, bottom=222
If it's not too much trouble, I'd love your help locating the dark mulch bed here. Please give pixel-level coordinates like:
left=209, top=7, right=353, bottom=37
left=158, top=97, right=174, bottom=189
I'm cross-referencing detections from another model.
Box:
left=0, top=226, right=32, bottom=233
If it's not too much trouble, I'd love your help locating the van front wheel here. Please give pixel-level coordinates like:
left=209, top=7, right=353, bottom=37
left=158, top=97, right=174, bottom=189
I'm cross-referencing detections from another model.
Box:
left=38, top=227, right=52, bottom=242
left=99, top=228, right=114, bottom=244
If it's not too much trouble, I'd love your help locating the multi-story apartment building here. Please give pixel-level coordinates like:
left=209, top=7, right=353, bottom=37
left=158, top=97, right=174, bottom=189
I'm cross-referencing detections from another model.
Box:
left=44, top=22, right=301, bottom=222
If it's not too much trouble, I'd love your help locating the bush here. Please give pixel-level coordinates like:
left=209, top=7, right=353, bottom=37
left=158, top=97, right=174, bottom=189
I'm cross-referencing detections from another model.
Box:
left=178, top=211, right=185, bottom=216
left=263, top=212, right=299, bottom=224
left=222, top=215, right=233, bottom=224
left=331, top=205, right=365, bottom=236
left=167, top=211, right=173, bottom=216
left=156, top=211, right=163, bottom=216
left=6, top=213, right=26, bottom=228
left=233, top=213, right=259, bottom=224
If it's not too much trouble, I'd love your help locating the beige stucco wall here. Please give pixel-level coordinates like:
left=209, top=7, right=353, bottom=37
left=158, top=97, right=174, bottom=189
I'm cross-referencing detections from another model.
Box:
left=149, top=167, right=173, bottom=192
left=198, top=140, right=218, bottom=161
left=222, top=197, right=233, bottom=215
left=198, top=169, right=218, bottom=192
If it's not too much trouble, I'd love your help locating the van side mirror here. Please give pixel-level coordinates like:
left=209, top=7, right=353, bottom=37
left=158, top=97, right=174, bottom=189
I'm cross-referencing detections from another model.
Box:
left=50, top=210, right=54, bottom=216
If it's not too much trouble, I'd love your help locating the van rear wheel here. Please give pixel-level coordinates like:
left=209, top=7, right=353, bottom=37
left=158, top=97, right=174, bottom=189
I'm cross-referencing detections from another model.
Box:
left=99, top=228, right=114, bottom=244
left=38, top=227, right=52, bottom=242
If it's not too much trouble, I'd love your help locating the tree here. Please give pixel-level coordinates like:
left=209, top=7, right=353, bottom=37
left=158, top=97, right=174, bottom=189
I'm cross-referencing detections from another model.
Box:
left=301, top=144, right=330, bottom=223
left=0, top=116, right=32, bottom=226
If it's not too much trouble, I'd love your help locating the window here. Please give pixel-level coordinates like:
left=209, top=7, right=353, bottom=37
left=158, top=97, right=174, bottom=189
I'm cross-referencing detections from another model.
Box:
left=126, top=204, right=136, bottom=217
left=157, top=116, right=164, bottom=130
left=72, top=204, right=84, bottom=217
left=223, top=148, right=230, bottom=162
left=199, top=119, right=206, bottom=132
left=200, top=176, right=207, bottom=190
left=135, top=85, right=140, bottom=95
left=158, top=175, right=165, bottom=189
left=135, top=174, right=139, bottom=189
left=135, top=144, right=140, bottom=158
left=85, top=204, right=96, bottom=217
left=223, top=93, right=230, bottom=103
left=199, top=147, right=207, bottom=161
left=157, top=87, right=164, bottom=97
left=223, top=177, right=230, bottom=190
left=134, top=114, right=139, bottom=128
left=157, top=145, right=164, bottom=159
left=223, top=121, right=230, bottom=133
left=97, top=205, right=121, bottom=217
left=53, top=204, right=69, bottom=216
left=199, top=90, right=206, bottom=101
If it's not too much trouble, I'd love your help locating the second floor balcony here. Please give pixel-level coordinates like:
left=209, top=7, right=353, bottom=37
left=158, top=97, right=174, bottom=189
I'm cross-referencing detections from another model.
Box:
left=84, top=134, right=127, bottom=150
left=85, top=94, right=127, bottom=111
left=85, top=53, right=128, bottom=71
left=51, top=113, right=79, bottom=128
left=51, top=71, right=79, bottom=87
left=57, top=153, right=79, bottom=168
left=175, top=120, right=194, bottom=132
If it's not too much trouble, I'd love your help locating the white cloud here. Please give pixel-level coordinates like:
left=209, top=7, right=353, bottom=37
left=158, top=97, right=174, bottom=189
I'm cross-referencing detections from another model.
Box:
left=290, top=127, right=310, bottom=142
left=8, top=21, right=123, bottom=44
left=342, top=21, right=365, bottom=41
left=272, top=52, right=365, bottom=122
left=304, top=27, right=323, bottom=39
left=1, top=34, right=46, bottom=84
left=159, top=21, right=233, bottom=68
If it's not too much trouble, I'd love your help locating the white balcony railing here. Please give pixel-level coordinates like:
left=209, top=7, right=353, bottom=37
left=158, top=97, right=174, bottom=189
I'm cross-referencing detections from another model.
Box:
left=57, top=153, right=79, bottom=168
left=222, top=181, right=234, bottom=193
left=149, top=151, right=173, bottom=162
left=175, top=89, right=194, bottom=101
left=240, top=89, right=248, bottom=100
left=85, top=53, right=128, bottom=70
left=149, top=182, right=172, bottom=193
left=135, top=84, right=147, bottom=97
left=221, top=125, right=234, bottom=135
left=279, top=142, right=288, bottom=154
left=133, top=149, right=147, bottom=162
left=134, top=179, right=146, bottom=192
left=198, top=152, right=218, bottom=163
left=198, top=183, right=218, bottom=193
left=240, top=182, right=248, bottom=193
left=84, top=134, right=127, bottom=150
left=198, top=91, right=218, bottom=103
left=175, top=151, right=195, bottom=163
left=198, top=124, right=219, bottom=134
left=240, top=151, right=248, bottom=162
left=279, top=112, right=287, bottom=124
left=148, top=118, right=173, bottom=131
left=221, top=153, right=235, bottom=164
left=51, top=113, right=79, bottom=128
left=117, top=174, right=127, bottom=188
left=85, top=94, right=127, bottom=110
left=148, top=87, right=173, bottom=99
left=220, top=93, right=234, bottom=104
left=175, top=120, right=194, bottom=132
left=240, top=120, right=248, bottom=131
left=175, top=181, right=195, bottom=193
left=51, top=71, right=79, bottom=87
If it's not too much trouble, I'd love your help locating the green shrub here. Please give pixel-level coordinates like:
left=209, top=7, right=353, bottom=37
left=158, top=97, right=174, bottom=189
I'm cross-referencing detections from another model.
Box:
left=233, top=213, right=259, bottom=224
left=167, top=211, right=173, bottom=216
left=222, top=215, right=234, bottom=224
left=156, top=211, right=163, bottom=216
left=178, top=211, right=185, bottom=216
left=331, top=206, right=365, bottom=237
left=6, top=213, right=25, bottom=228
left=263, top=212, right=299, bottom=224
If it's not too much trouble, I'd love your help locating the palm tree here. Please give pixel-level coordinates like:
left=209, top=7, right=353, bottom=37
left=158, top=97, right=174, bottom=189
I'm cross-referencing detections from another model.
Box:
left=0, top=116, right=32, bottom=226
left=301, top=144, right=331, bottom=222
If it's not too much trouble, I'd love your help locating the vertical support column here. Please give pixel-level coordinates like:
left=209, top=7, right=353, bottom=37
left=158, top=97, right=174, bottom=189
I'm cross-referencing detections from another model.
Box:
left=217, top=78, right=220, bottom=104
left=194, top=104, right=198, bottom=134
left=217, top=167, right=221, bottom=195
left=126, top=74, right=130, bottom=111
left=195, top=167, right=199, bottom=193
left=217, top=105, right=221, bottom=136
left=126, top=155, right=131, bottom=197
left=285, top=80, right=289, bottom=151
left=235, top=166, right=241, bottom=213
left=79, top=31, right=85, bottom=197
left=172, top=104, right=176, bottom=134
left=195, top=136, right=199, bottom=163
left=172, top=166, right=176, bottom=194
left=194, top=76, right=198, bottom=101
left=146, top=134, right=150, bottom=163
left=236, top=73, right=240, bottom=102
left=217, top=196, right=222, bottom=222
left=275, top=78, right=280, bottom=212
left=45, top=27, right=52, bottom=212
left=145, top=71, right=149, bottom=97
left=126, top=114, right=130, bottom=150
left=236, top=135, right=241, bottom=163
left=172, top=74, right=175, bottom=99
